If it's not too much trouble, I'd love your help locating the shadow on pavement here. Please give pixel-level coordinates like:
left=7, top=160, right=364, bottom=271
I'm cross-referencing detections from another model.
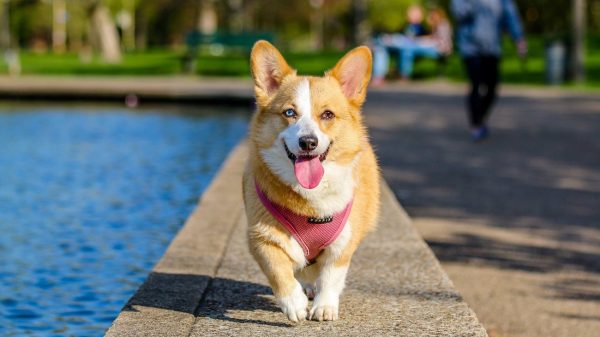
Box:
left=545, top=278, right=600, bottom=301
left=552, top=313, right=600, bottom=321
left=364, top=91, right=600, bottom=301
left=122, top=272, right=288, bottom=327
left=426, top=234, right=600, bottom=273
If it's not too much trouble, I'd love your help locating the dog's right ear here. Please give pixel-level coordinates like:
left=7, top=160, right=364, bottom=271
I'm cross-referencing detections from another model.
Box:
left=250, top=40, right=294, bottom=105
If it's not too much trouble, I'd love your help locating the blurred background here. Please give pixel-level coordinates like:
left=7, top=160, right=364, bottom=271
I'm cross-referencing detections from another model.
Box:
left=0, top=0, right=598, bottom=86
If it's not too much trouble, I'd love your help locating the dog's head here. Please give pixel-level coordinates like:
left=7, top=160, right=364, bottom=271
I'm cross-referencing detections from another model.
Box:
left=250, top=40, right=371, bottom=190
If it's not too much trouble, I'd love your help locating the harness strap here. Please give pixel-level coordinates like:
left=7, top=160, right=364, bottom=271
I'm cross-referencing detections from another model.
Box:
left=254, top=181, right=352, bottom=262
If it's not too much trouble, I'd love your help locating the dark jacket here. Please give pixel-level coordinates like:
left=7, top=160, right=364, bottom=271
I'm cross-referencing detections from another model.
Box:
left=451, top=0, right=524, bottom=57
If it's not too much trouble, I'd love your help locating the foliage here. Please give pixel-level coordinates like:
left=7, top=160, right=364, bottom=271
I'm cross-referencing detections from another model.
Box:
left=3, top=0, right=600, bottom=51
left=369, top=0, right=420, bottom=33
left=1, top=36, right=599, bottom=89
left=10, top=0, right=52, bottom=48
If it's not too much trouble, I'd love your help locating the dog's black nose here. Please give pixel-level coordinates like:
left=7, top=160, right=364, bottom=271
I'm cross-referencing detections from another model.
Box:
left=299, top=135, right=318, bottom=151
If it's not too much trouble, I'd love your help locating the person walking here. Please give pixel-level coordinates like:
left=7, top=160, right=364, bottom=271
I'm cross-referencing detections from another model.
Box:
left=451, top=0, right=527, bottom=141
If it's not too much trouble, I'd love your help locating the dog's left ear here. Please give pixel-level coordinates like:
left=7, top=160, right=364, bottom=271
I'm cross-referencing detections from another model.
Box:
left=250, top=40, right=295, bottom=105
left=329, top=46, right=372, bottom=107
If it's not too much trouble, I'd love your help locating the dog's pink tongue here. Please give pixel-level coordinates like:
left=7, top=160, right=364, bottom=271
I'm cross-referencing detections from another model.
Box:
left=294, top=156, right=324, bottom=189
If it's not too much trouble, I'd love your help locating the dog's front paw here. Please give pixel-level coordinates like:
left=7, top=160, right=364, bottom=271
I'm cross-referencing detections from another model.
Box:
left=277, top=283, right=308, bottom=322
left=309, top=295, right=339, bottom=321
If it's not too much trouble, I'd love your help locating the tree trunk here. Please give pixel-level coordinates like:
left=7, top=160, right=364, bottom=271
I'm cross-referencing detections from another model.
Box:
left=119, top=0, right=135, bottom=51
left=198, top=0, right=217, bottom=34
left=310, top=0, right=324, bottom=50
left=89, top=1, right=121, bottom=63
left=53, top=0, right=67, bottom=54
left=571, top=0, right=586, bottom=83
left=351, top=0, right=370, bottom=45
left=0, top=0, right=10, bottom=50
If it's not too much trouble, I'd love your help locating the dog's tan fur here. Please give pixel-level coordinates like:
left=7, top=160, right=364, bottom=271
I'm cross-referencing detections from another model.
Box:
left=243, top=40, right=380, bottom=322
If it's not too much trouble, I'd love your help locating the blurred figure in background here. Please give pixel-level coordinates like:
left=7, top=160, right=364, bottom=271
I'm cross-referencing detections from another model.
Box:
left=371, top=5, right=429, bottom=85
left=404, top=5, right=428, bottom=38
left=451, top=0, right=527, bottom=141
left=397, top=8, right=452, bottom=78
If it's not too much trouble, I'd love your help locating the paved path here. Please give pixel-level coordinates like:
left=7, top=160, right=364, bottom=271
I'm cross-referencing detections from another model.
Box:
left=106, top=143, right=487, bottom=337
left=0, top=76, right=253, bottom=103
left=364, top=83, right=600, bottom=337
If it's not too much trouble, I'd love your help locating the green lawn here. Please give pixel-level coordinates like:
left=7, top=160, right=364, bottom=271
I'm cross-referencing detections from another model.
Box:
left=1, top=37, right=599, bottom=89
left=411, top=37, right=600, bottom=88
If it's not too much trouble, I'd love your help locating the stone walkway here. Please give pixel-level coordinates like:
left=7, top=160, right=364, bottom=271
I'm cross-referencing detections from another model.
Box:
left=106, top=143, right=487, bottom=337
left=0, top=76, right=253, bottom=103
left=364, top=83, right=600, bottom=337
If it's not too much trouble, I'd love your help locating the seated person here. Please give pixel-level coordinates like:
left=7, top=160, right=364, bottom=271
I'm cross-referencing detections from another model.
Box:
left=372, top=7, right=452, bottom=84
left=403, top=5, right=428, bottom=38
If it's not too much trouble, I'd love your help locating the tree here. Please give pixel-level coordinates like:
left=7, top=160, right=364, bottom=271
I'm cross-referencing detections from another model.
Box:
left=0, top=0, right=9, bottom=51
left=86, top=0, right=121, bottom=63
left=52, top=0, right=67, bottom=53
left=368, top=0, right=416, bottom=33
left=572, top=0, right=586, bottom=82
left=351, top=0, right=369, bottom=45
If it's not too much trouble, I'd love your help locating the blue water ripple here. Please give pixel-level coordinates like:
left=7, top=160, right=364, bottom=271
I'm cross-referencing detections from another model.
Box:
left=0, top=104, right=248, bottom=336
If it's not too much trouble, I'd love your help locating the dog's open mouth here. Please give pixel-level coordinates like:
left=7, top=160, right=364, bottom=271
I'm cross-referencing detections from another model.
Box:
left=284, top=141, right=331, bottom=189
left=284, top=142, right=330, bottom=163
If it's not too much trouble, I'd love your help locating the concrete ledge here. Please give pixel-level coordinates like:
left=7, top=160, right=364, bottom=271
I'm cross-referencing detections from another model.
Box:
left=106, top=142, right=488, bottom=337
left=2, top=76, right=597, bottom=105
left=0, top=76, right=254, bottom=104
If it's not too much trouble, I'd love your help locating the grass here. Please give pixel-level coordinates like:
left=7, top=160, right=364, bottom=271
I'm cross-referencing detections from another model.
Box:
left=1, top=36, right=599, bottom=89
left=411, top=37, right=600, bottom=88
left=0, top=50, right=182, bottom=76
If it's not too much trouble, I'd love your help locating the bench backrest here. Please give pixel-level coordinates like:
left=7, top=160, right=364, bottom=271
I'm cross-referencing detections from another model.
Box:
left=185, top=31, right=275, bottom=51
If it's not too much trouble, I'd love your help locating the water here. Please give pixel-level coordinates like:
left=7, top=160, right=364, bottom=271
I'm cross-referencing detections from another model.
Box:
left=0, top=104, right=248, bottom=336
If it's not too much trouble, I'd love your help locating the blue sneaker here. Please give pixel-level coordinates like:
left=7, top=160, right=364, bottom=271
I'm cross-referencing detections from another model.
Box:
left=471, top=126, right=489, bottom=142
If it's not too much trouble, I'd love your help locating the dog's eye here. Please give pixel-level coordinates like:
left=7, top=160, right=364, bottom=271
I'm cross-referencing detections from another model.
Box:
left=321, top=110, right=335, bottom=120
left=283, top=109, right=297, bottom=118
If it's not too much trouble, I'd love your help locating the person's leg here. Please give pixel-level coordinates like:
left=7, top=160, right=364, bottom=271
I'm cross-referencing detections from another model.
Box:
left=463, top=56, right=484, bottom=127
left=371, top=39, right=390, bottom=81
left=479, top=56, right=500, bottom=124
left=399, top=45, right=439, bottom=79
left=399, top=46, right=416, bottom=78
left=418, top=45, right=441, bottom=58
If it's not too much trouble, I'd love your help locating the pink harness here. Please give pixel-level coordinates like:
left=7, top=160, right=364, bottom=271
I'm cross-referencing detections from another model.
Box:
left=255, top=182, right=352, bottom=262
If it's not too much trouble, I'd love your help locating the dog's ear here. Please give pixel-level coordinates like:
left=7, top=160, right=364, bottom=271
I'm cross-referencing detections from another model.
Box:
left=250, top=40, right=295, bottom=104
left=329, top=46, right=372, bottom=107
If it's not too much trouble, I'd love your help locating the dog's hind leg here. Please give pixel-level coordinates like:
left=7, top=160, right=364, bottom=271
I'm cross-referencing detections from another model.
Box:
left=296, top=264, right=319, bottom=300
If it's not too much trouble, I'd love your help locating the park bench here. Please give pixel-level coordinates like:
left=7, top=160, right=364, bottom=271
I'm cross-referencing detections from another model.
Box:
left=385, top=48, right=449, bottom=79
left=182, top=31, right=275, bottom=74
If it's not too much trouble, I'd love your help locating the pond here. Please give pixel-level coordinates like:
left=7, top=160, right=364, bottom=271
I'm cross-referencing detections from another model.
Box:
left=0, top=104, right=248, bottom=336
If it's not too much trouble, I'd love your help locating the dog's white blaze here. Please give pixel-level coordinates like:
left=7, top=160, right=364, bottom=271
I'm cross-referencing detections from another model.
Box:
left=280, top=79, right=330, bottom=156
left=295, top=78, right=312, bottom=124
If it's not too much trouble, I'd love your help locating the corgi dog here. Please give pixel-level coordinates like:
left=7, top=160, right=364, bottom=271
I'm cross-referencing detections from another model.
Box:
left=242, top=41, right=380, bottom=322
